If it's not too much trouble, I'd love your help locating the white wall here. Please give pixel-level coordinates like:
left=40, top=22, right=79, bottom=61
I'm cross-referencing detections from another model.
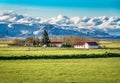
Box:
left=84, top=43, right=99, bottom=49
left=74, top=45, right=85, bottom=48
left=74, top=43, right=99, bottom=49
left=84, top=43, right=89, bottom=49
left=56, top=44, right=63, bottom=47
left=51, top=43, right=66, bottom=47
left=89, top=46, right=99, bottom=49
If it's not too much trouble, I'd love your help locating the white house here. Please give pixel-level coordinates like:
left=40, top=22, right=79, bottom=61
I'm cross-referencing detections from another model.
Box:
left=51, top=42, right=66, bottom=47
left=74, top=42, right=99, bottom=49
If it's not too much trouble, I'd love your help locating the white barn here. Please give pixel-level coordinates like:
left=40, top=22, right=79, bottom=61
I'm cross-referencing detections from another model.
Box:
left=74, top=42, right=99, bottom=49
left=51, top=42, right=66, bottom=47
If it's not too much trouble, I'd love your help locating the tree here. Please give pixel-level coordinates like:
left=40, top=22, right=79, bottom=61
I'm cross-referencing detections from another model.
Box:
left=41, top=30, right=51, bottom=46
left=33, top=37, right=40, bottom=46
left=25, top=37, right=34, bottom=46
left=12, top=38, right=24, bottom=46
left=24, top=37, right=41, bottom=47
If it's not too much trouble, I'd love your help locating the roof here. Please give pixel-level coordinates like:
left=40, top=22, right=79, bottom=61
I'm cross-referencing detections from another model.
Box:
left=75, top=42, right=85, bottom=45
left=75, top=42, right=98, bottom=46
left=87, top=42, right=98, bottom=46
left=51, top=42, right=64, bottom=44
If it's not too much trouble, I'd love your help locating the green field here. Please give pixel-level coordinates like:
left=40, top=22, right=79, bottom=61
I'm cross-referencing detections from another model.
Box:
left=0, top=58, right=120, bottom=83
left=0, top=41, right=119, bottom=57
left=0, top=47, right=120, bottom=57
left=0, top=41, right=120, bottom=83
left=99, top=41, right=120, bottom=48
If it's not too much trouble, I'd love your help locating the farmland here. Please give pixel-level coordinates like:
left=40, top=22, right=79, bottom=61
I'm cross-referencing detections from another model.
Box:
left=99, top=41, right=120, bottom=48
left=0, top=47, right=120, bottom=56
left=0, top=40, right=120, bottom=57
left=0, top=40, right=120, bottom=83
left=0, top=58, right=120, bottom=83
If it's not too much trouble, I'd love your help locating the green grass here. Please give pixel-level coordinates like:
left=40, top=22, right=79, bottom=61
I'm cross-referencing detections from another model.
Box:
left=0, top=58, right=120, bottom=83
left=0, top=41, right=119, bottom=57
left=0, top=47, right=120, bottom=56
left=99, top=41, right=120, bottom=48
left=0, top=41, right=120, bottom=82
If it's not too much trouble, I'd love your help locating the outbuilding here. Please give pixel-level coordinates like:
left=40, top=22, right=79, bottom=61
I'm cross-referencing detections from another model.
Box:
left=51, top=42, right=66, bottom=47
left=74, top=42, right=99, bottom=49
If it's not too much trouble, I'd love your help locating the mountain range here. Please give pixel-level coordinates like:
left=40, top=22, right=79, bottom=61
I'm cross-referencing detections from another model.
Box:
left=0, top=10, right=120, bottom=39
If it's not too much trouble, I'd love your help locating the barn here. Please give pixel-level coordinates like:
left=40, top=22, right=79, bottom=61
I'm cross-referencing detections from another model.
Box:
left=74, top=42, right=99, bottom=49
left=50, top=42, right=66, bottom=47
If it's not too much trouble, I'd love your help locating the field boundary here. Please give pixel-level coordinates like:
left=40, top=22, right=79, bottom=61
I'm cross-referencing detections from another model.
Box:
left=0, top=53, right=120, bottom=60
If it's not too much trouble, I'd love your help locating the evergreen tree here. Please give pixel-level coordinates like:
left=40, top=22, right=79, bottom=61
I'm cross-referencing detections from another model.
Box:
left=41, top=30, right=51, bottom=46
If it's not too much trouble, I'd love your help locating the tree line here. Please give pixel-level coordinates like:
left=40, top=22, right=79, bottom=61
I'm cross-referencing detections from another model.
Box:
left=12, top=30, right=99, bottom=47
left=12, top=30, right=50, bottom=47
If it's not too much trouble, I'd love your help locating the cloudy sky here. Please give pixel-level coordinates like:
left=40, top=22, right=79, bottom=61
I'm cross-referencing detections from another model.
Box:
left=0, top=0, right=120, bottom=17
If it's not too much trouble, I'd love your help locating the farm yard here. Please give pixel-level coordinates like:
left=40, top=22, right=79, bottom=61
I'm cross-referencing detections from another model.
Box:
left=0, top=40, right=120, bottom=83
left=0, top=40, right=120, bottom=58
left=0, top=40, right=120, bottom=56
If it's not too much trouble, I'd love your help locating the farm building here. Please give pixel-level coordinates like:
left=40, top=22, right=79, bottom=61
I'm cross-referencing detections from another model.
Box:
left=50, top=42, right=66, bottom=47
left=74, top=42, right=99, bottom=49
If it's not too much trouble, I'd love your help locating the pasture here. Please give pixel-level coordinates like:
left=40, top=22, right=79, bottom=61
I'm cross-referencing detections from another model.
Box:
left=0, top=58, right=120, bottom=83
left=0, top=40, right=120, bottom=83
left=99, top=41, right=120, bottom=48
left=0, top=46, right=120, bottom=57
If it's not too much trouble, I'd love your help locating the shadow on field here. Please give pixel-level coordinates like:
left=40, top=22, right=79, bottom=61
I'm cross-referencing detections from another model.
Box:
left=0, top=53, right=120, bottom=60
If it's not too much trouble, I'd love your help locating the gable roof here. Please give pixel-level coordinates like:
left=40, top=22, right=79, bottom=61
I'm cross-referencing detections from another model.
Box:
left=51, top=42, right=64, bottom=44
left=75, top=42, right=85, bottom=45
left=75, top=42, right=98, bottom=46
left=87, top=42, right=98, bottom=46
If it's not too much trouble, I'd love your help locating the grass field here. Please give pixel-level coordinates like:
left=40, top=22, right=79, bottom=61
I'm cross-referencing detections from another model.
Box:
left=0, top=41, right=119, bottom=56
left=0, top=47, right=120, bottom=57
left=0, top=41, right=120, bottom=83
left=99, top=41, right=120, bottom=48
left=0, top=58, right=120, bottom=83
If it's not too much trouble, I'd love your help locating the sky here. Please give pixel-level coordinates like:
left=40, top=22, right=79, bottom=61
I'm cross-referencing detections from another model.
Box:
left=0, top=0, right=120, bottom=17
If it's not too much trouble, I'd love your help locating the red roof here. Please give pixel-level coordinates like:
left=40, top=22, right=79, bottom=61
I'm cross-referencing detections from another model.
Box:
left=51, top=42, right=64, bottom=44
left=75, top=42, right=98, bottom=46
left=75, top=42, right=85, bottom=45
left=87, top=42, right=98, bottom=46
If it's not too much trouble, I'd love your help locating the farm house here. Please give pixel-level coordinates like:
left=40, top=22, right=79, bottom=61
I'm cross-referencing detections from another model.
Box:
left=50, top=42, right=66, bottom=47
left=74, top=42, right=99, bottom=49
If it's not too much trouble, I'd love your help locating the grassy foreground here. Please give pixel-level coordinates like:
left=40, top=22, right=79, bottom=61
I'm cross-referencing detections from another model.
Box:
left=0, top=58, right=120, bottom=83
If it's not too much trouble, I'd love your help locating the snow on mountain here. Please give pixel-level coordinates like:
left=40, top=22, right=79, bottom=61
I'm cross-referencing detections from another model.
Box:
left=71, top=17, right=81, bottom=24
left=47, top=14, right=71, bottom=25
left=0, top=10, right=120, bottom=39
left=8, top=24, right=13, bottom=28
left=0, top=10, right=24, bottom=23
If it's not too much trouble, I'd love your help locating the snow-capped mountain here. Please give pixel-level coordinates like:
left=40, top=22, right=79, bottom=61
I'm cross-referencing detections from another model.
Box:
left=0, top=10, right=120, bottom=39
